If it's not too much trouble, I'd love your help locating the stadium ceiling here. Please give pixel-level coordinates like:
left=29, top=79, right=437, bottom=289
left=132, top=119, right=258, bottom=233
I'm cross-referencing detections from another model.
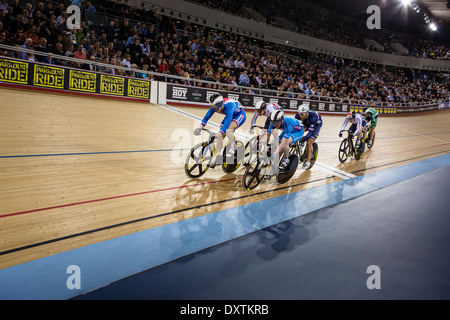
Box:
left=301, top=0, right=450, bottom=36
left=421, top=0, right=450, bottom=24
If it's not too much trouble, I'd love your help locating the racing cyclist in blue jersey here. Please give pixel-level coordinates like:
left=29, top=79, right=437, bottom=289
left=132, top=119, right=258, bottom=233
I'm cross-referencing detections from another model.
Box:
left=295, top=103, right=323, bottom=169
left=194, top=93, right=246, bottom=167
left=267, top=110, right=304, bottom=172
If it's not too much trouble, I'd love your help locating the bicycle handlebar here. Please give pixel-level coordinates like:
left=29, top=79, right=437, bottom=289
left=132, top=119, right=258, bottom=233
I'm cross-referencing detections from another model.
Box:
left=201, top=128, right=217, bottom=144
left=202, top=127, right=214, bottom=135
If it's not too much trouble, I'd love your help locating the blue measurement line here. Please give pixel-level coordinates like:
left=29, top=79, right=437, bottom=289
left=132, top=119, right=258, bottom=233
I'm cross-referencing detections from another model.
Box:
left=0, top=148, right=190, bottom=159
left=1, top=132, right=449, bottom=158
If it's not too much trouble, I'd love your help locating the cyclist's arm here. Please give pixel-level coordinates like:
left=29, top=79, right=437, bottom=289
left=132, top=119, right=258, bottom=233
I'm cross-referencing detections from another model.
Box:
left=302, top=125, right=314, bottom=141
left=354, top=117, right=362, bottom=135
left=267, top=123, right=274, bottom=143
left=340, top=118, right=349, bottom=132
left=201, top=107, right=215, bottom=127
left=302, top=114, right=317, bottom=141
left=250, top=112, right=259, bottom=128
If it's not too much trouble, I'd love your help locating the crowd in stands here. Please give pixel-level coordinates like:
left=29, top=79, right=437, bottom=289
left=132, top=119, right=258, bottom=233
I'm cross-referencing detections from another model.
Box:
left=0, top=0, right=448, bottom=104
left=191, top=0, right=450, bottom=60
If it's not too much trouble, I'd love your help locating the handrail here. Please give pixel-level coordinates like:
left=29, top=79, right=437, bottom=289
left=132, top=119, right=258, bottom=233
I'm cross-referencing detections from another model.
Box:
left=0, top=43, right=447, bottom=107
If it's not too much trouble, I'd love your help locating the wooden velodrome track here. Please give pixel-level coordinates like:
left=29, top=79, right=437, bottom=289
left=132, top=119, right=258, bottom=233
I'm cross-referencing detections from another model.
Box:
left=1, top=85, right=450, bottom=274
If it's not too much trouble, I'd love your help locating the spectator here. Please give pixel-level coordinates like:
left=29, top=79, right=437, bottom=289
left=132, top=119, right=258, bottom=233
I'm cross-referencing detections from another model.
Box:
left=74, top=43, right=87, bottom=60
left=121, top=53, right=131, bottom=68
left=34, top=36, right=48, bottom=61
left=24, top=25, right=39, bottom=46
left=103, top=20, right=117, bottom=42
left=86, top=2, right=96, bottom=14
left=239, top=70, right=250, bottom=86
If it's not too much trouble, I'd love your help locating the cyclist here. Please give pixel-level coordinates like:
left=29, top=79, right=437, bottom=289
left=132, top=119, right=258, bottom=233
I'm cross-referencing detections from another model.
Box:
left=339, top=111, right=366, bottom=149
left=362, top=107, right=378, bottom=148
left=194, top=93, right=246, bottom=167
left=295, top=103, right=323, bottom=169
left=249, top=100, right=283, bottom=133
left=267, top=110, right=304, bottom=172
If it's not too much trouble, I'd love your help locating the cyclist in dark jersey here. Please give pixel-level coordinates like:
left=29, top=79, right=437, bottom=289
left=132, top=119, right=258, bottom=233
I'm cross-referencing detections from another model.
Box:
left=295, top=104, right=323, bottom=169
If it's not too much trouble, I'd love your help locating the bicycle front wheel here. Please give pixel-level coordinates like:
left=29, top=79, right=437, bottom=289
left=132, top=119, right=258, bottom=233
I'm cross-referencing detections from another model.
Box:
left=243, top=137, right=260, bottom=166
left=242, top=158, right=270, bottom=190
left=338, top=139, right=350, bottom=163
left=185, top=142, right=214, bottom=178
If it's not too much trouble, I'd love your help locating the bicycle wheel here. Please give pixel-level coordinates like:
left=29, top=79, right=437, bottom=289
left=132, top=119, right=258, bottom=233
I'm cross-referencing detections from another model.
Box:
left=338, top=138, right=350, bottom=163
left=222, top=140, right=245, bottom=173
left=277, top=154, right=299, bottom=184
left=185, top=142, right=214, bottom=178
left=243, top=137, right=260, bottom=166
left=242, top=158, right=270, bottom=190
left=355, top=142, right=365, bottom=161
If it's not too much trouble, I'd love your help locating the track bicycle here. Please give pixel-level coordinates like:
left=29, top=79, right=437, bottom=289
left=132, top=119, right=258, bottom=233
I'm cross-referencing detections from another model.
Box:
left=242, top=144, right=299, bottom=190
left=338, top=130, right=365, bottom=163
left=185, top=128, right=244, bottom=178
left=243, top=125, right=270, bottom=166
left=289, top=138, right=319, bottom=170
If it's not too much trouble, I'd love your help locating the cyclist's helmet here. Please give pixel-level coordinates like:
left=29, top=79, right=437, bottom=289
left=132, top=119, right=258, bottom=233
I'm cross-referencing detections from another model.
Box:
left=254, top=100, right=267, bottom=111
left=347, top=111, right=355, bottom=120
left=298, top=103, right=309, bottom=113
left=270, top=110, right=284, bottom=125
left=209, top=93, right=224, bottom=109
left=362, top=108, right=372, bottom=117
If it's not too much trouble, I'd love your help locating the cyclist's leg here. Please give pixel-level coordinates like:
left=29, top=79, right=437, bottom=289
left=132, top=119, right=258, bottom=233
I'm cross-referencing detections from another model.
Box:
left=217, top=121, right=226, bottom=150
left=369, top=124, right=376, bottom=142
left=226, top=112, right=246, bottom=151
left=279, top=136, right=292, bottom=168
left=305, top=126, right=320, bottom=163
left=355, top=121, right=365, bottom=146
left=289, top=130, right=303, bottom=155
left=276, top=132, right=289, bottom=162
left=348, top=123, right=356, bottom=138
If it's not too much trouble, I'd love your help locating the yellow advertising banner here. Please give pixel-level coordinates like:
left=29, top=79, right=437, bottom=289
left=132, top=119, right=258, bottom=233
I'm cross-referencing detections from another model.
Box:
left=128, top=79, right=150, bottom=99
left=33, top=64, right=65, bottom=89
left=69, top=70, right=96, bottom=92
left=100, top=75, right=125, bottom=96
left=0, top=59, right=28, bottom=84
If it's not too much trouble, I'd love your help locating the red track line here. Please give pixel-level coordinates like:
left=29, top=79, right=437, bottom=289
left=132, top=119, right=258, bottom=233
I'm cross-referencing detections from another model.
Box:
left=0, top=177, right=240, bottom=219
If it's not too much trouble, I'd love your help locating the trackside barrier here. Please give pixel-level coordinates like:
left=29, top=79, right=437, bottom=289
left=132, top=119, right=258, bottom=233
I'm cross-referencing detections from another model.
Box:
left=0, top=48, right=448, bottom=114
